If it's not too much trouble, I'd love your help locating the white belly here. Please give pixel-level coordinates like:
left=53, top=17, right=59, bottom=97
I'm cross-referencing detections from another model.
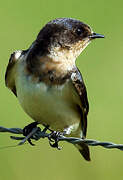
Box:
left=15, top=68, right=81, bottom=136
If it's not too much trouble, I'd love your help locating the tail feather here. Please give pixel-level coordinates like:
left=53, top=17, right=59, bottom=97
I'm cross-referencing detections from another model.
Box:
left=75, top=142, right=91, bottom=161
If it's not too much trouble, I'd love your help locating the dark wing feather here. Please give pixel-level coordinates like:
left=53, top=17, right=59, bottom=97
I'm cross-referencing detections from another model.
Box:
left=71, top=68, right=89, bottom=138
left=5, top=50, right=23, bottom=96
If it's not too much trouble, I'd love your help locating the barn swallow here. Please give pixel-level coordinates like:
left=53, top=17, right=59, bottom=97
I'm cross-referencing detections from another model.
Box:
left=5, top=18, right=104, bottom=161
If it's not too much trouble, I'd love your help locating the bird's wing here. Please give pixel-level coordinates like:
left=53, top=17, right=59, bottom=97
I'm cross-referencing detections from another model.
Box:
left=71, top=68, right=89, bottom=138
left=5, top=50, right=22, bottom=96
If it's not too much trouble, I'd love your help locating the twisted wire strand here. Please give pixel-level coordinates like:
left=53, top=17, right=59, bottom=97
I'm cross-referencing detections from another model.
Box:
left=0, top=126, right=123, bottom=151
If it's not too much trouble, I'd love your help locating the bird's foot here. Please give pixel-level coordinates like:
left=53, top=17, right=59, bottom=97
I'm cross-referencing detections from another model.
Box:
left=48, top=131, right=63, bottom=150
left=23, top=122, right=39, bottom=146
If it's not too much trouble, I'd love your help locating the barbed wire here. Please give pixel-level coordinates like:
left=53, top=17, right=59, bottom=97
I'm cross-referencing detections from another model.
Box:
left=0, top=126, right=123, bottom=151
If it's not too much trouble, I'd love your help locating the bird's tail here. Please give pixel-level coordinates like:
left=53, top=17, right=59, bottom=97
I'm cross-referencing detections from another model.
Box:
left=74, top=141, right=91, bottom=161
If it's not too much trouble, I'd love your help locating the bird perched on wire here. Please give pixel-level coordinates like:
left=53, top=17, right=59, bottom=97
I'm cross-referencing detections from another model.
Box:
left=5, top=18, right=104, bottom=161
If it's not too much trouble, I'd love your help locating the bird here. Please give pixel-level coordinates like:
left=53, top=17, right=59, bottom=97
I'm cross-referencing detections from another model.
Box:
left=5, top=18, right=104, bottom=161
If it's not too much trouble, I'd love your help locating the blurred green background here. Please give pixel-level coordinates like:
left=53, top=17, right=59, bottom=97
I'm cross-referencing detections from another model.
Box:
left=0, top=0, right=123, bottom=179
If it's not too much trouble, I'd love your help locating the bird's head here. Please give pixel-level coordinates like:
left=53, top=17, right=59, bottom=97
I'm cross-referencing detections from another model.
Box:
left=29, top=18, right=104, bottom=71
left=36, top=18, right=104, bottom=58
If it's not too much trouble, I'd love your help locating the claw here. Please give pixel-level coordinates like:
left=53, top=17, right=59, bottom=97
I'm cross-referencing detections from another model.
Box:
left=28, top=138, right=35, bottom=146
left=48, top=131, right=62, bottom=150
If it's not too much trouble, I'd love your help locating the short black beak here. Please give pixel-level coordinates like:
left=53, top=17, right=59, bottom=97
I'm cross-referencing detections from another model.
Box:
left=89, top=32, right=105, bottom=39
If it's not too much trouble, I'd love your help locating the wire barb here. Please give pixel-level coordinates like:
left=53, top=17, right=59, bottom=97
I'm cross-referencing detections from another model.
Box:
left=0, top=126, right=123, bottom=151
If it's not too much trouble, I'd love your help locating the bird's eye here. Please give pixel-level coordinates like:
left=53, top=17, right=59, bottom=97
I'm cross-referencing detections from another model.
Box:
left=75, top=27, right=84, bottom=36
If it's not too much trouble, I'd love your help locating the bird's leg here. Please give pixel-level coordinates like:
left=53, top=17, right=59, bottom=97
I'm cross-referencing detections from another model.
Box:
left=48, top=127, right=72, bottom=149
left=43, top=124, right=62, bottom=148
left=42, top=124, right=52, bottom=133
left=23, top=122, right=39, bottom=146
left=48, top=131, right=65, bottom=150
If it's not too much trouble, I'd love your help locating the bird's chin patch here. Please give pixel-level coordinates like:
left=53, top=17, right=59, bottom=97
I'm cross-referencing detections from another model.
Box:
left=70, top=38, right=91, bottom=59
left=49, top=38, right=90, bottom=61
left=47, top=38, right=90, bottom=73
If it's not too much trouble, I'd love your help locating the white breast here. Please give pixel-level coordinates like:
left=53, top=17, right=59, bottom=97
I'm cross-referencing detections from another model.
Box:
left=15, top=61, right=82, bottom=137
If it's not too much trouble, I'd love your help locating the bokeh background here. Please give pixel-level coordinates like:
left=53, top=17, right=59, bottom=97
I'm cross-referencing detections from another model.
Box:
left=0, top=0, right=123, bottom=179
